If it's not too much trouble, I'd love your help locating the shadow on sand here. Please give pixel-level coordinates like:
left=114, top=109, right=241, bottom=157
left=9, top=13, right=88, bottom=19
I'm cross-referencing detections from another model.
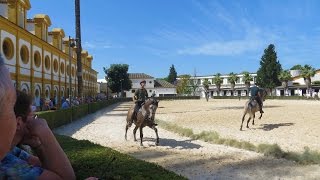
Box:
left=142, top=137, right=202, bottom=150
left=257, top=123, right=295, bottom=131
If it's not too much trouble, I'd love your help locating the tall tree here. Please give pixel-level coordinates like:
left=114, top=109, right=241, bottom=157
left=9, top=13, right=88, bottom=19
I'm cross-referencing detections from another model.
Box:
left=256, top=44, right=282, bottom=92
left=75, top=0, right=83, bottom=97
left=278, top=70, right=292, bottom=96
left=301, top=65, right=316, bottom=92
left=228, top=72, right=239, bottom=95
left=290, top=64, right=303, bottom=70
left=167, top=64, right=177, bottom=84
left=103, top=64, right=132, bottom=96
left=242, top=71, right=253, bottom=96
left=213, top=73, right=223, bottom=96
left=176, top=74, right=192, bottom=95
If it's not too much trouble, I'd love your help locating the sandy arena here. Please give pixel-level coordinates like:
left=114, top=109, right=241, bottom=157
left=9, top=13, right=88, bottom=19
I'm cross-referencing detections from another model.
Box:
left=55, top=99, right=320, bottom=179
left=157, top=99, right=320, bottom=152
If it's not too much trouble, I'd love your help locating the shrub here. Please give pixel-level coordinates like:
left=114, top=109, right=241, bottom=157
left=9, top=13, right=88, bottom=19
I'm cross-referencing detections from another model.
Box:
left=56, top=135, right=186, bottom=179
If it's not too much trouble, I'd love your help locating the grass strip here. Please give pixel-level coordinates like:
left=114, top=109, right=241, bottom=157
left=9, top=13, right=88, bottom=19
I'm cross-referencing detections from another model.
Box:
left=156, top=119, right=320, bottom=165
left=56, top=135, right=187, bottom=180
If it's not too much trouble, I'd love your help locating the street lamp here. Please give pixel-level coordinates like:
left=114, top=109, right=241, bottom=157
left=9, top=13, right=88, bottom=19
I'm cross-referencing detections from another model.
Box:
left=120, top=79, right=123, bottom=98
left=105, top=76, right=109, bottom=100
left=68, top=36, right=76, bottom=101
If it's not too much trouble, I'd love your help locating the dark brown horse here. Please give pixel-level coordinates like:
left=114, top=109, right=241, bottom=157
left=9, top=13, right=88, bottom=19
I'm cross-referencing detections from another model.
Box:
left=240, top=89, right=267, bottom=130
left=125, top=98, right=160, bottom=146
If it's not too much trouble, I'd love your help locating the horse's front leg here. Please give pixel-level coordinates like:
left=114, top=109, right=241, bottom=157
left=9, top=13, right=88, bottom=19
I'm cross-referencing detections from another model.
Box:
left=151, top=126, right=159, bottom=146
left=139, top=127, right=144, bottom=146
left=133, top=126, right=138, bottom=141
left=258, top=112, right=263, bottom=119
left=240, top=113, right=246, bottom=131
left=252, top=113, right=255, bottom=125
left=246, top=116, right=251, bottom=128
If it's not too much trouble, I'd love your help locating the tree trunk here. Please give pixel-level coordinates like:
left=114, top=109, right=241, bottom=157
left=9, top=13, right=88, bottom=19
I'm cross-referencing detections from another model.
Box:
left=245, top=82, right=250, bottom=96
left=231, top=83, right=235, bottom=96
left=305, top=78, right=311, bottom=92
left=75, top=0, right=83, bottom=97
left=216, top=84, right=221, bottom=96
left=282, top=81, right=288, bottom=96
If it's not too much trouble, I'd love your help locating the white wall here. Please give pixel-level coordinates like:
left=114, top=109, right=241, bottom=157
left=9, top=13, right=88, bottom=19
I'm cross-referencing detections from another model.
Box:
left=154, top=88, right=177, bottom=97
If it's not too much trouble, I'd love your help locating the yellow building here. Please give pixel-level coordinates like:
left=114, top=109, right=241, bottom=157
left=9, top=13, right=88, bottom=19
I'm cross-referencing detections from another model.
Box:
left=0, top=0, right=98, bottom=107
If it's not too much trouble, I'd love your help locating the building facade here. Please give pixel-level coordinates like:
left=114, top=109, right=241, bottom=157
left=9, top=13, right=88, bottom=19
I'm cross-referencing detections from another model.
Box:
left=0, top=0, right=98, bottom=107
left=275, top=70, right=320, bottom=96
left=179, top=73, right=257, bottom=98
left=125, top=73, right=177, bottom=98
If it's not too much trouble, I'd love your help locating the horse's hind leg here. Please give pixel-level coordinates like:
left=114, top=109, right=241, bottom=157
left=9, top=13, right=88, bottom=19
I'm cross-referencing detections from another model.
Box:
left=133, top=126, right=138, bottom=141
left=246, top=116, right=252, bottom=128
left=240, top=113, right=246, bottom=131
left=139, top=127, right=144, bottom=146
left=125, top=124, right=129, bottom=140
left=151, top=126, right=159, bottom=145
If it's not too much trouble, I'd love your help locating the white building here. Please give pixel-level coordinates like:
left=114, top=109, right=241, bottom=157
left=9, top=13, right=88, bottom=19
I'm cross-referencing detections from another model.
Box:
left=275, top=70, right=320, bottom=96
left=125, top=73, right=177, bottom=98
left=178, top=73, right=257, bottom=98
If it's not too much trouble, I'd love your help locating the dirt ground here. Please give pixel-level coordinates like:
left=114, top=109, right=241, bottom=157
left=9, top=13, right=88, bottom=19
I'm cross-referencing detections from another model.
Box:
left=55, top=101, right=320, bottom=179
left=156, top=99, right=320, bottom=152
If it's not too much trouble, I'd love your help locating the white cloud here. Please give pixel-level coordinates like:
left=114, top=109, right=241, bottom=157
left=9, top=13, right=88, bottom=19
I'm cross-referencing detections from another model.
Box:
left=83, top=41, right=124, bottom=50
left=177, top=37, right=263, bottom=56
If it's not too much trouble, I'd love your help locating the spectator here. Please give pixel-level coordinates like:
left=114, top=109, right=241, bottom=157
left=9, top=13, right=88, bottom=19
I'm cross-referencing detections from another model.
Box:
left=61, top=99, right=70, bottom=109
left=0, top=54, right=75, bottom=179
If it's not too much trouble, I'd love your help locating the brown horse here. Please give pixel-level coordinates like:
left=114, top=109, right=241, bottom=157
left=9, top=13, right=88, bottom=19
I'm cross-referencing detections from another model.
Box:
left=240, top=89, right=267, bottom=131
left=125, top=98, right=160, bottom=146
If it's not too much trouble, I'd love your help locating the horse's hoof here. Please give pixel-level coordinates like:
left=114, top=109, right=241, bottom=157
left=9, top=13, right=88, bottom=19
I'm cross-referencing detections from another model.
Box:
left=140, top=143, right=143, bottom=146
left=134, top=139, right=137, bottom=142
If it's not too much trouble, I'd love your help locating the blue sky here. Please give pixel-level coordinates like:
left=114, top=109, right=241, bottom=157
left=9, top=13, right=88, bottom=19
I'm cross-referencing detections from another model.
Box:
left=29, top=0, right=320, bottom=79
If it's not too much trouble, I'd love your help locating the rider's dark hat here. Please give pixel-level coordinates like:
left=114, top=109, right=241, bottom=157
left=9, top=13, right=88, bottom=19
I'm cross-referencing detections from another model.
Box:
left=140, top=80, right=146, bottom=84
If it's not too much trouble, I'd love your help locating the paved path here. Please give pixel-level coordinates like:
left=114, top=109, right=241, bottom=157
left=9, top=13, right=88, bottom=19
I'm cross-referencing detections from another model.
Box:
left=55, top=102, right=320, bottom=180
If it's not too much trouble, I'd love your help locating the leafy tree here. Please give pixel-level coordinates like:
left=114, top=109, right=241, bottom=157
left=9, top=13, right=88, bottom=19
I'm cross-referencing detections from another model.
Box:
left=103, top=64, right=132, bottom=97
left=189, top=78, right=199, bottom=96
left=278, top=70, right=292, bottom=95
left=256, top=44, right=282, bottom=92
left=301, top=65, right=316, bottom=91
left=290, top=64, right=303, bottom=70
left=176, top=74, right=192, bottom=95
left=167, top=64, right=177, bottom=84
left=202, top=78, right=211, bottom=91
left=228, top=72, right=239, bottom=94
left=213, top=73, right=223, bottom=96
left=242, top=71, right=253, bottom=96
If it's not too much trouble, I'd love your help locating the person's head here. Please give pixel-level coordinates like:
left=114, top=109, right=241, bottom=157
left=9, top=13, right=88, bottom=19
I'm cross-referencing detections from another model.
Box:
left=0, top=54, right=17, bottom=158
left=140, top=80, right=146, bottom=88
left=12, top=90, right=33, bottom=147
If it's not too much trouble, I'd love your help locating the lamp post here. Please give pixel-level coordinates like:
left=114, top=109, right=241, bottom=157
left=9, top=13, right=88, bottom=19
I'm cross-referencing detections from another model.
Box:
left=68, top=36, right=76, bottom=101
left=105, top=76, right=109, bottom=100
left=120, top=79, right=123, bottom=98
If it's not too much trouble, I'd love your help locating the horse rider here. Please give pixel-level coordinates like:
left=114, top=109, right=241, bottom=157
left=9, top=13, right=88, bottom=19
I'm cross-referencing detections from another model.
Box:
left=131, top=80, right=149, bottom=122
left=250, top=84, right=264, bottom=114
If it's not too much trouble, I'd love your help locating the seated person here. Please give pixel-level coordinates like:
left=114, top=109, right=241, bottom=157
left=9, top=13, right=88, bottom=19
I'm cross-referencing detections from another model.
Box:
left=0, top=89, right=76, bottom=179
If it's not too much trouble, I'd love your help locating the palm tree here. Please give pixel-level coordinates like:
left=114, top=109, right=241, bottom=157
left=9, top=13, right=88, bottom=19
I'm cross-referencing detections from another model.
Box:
left=228, top=72, right=239, bottom=95
left=213, top=73, right=223, bottom=96
left=242, top=71, right=253, bottom=96
left=301, top=65, right=316, bottom=93
left=278, top=70, right=292, bottom=96
left=202, top=78, right=211, bottom=91
left=75, top=0, right=83, bottom=97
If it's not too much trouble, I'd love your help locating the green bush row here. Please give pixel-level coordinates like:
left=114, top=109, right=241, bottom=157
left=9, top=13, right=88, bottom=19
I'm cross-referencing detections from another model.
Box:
left=211, top=96, right=317, bottom=100
left=36, top=98, right=130, bottom=129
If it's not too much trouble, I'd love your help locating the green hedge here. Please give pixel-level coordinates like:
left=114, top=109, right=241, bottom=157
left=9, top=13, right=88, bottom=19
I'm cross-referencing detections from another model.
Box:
left=36, top=98, right=131, bottom=129
left=56, top=135, right=186, bottom=179
left=211, top=96, right=317, bottom=100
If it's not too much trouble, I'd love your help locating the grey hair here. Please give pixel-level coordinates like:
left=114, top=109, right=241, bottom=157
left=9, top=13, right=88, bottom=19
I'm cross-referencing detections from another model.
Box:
left=0, top=54, right=4, bottom=66
left=0, top=54, right=14, bottom=115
